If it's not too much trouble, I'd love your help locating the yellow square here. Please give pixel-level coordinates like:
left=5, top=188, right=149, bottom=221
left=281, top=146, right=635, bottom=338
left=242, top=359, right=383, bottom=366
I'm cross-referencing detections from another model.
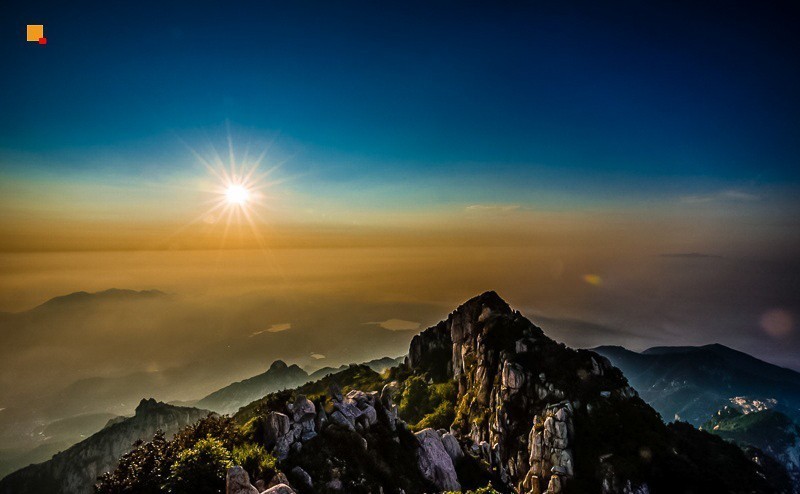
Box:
left=26, top=25, right=44, bottom=42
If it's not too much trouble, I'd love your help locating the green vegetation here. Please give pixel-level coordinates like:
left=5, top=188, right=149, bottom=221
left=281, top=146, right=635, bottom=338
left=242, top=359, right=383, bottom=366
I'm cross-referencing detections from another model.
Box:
left=231, top=444, right=277, bottom=483
left=398, top=377, right=456, bottom=431
left=164, top=437, right=232, bottom=494
left=444, top=483, right=501, bottom=494
left=96, top=415, right=241, bottom=494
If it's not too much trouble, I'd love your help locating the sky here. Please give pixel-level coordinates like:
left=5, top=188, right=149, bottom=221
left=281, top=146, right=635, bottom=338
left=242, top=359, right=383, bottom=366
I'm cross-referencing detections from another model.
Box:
left=0, top=0, right=799, bottom=406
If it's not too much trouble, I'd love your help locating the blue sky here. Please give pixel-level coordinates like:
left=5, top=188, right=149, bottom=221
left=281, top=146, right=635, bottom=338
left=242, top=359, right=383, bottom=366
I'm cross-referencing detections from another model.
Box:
left=1, top=0, right=798, bottom=200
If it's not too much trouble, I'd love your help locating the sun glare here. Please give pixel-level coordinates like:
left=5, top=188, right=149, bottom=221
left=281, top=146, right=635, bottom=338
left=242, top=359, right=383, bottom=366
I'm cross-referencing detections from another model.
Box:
left=182, top=133, right=287, bottom=251
left=225, top=184, right=250, bottom=205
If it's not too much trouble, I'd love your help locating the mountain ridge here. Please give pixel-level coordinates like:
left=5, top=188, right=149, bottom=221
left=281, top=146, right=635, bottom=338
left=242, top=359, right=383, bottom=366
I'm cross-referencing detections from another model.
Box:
left=594, top=343, right=800, bottom=425
left=0, top=399, right=210, bottom=494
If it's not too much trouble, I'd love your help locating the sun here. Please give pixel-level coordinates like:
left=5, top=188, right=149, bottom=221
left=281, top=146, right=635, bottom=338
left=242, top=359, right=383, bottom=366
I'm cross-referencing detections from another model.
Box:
left=225, top=184, right=250, bottom=205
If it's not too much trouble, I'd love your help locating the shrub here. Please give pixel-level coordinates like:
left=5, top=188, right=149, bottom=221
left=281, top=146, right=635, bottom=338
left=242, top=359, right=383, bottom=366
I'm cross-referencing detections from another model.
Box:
left=444, top=483, right=500, bottom=494
left=164, top=437, right=232, bottom=494
left=415, top=401, right=456, bottom=431
left=95, top=430, right=172, bottom=494
left=399, top=376, right=432, bottom=424
left=231, top=443, right=277, bottom=482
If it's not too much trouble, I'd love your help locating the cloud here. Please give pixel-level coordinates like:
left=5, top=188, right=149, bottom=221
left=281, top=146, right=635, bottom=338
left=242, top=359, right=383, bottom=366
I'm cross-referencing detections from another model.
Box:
left=659, top=253, right=722, bottom=259
left=249, top=323, right=292, bottom=337
left=310, top=353, right=326, bottom=360
left=365, top=319, right=421, bottom=331
left=465, top=204, right=521, bottom=212
left=679, top=189, right=760, bottom=204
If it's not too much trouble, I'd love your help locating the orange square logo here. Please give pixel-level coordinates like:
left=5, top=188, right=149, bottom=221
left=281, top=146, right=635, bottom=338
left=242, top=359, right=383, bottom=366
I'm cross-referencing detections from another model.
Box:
left=26, top=25, right=44, bottom=42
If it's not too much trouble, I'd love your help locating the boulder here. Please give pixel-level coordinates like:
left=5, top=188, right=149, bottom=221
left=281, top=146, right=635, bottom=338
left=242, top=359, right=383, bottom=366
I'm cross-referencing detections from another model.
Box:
left=502, top=361, right=525, bottom=390
left=291, top=395, right=316, bottom=423
left=290, top=466, right=313, bottom=490
left=441, top=433, right=463, bottom=462
left=414, top=428, right=461, bottom=491
left=329, top=410, right=356, bottom=431
left=261, top=484, right=295, bottom=494
left=264, top=412, right=293, bottom=459
left=266, top=472, right=290, bottom=489
left=361, top=405, right=378, bottom=426
left=226, top=466, right=259, bottom=494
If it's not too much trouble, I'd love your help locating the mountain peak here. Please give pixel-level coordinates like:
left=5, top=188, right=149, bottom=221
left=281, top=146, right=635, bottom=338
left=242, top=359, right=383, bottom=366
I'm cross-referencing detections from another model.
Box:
left=454, top=290, right=512, bottom=317
left=31, top=289, right=166, bottom=313
left=134, top=397, right=161, bottom=414
left=269, top=360, right=288, bottom=371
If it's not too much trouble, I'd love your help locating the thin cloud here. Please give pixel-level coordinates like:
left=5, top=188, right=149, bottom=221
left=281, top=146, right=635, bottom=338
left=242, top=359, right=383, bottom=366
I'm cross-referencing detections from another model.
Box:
left=249, top=323, right=292, bottom=337
left=465, top=204, right=521, bottom=212
left=660, top=253, right=722, bottom=259
left=365, top=319, right=421, bottom=331
left=679, top=189, right=760, bottom=204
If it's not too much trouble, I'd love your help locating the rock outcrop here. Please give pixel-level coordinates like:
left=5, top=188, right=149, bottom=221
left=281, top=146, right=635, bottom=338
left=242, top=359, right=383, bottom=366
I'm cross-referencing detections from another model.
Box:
left=0, top=399, right=210, bottom=494
left=405, top=291, right=777, bottom=493
left=414, top=428, right=461, bottom=491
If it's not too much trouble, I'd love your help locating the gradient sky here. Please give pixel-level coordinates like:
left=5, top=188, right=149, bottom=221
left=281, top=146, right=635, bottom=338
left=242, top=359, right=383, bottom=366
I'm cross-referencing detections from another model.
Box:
left=0, top=0, right=799, bottom=378
left=3, top=1, right=799, bottom=185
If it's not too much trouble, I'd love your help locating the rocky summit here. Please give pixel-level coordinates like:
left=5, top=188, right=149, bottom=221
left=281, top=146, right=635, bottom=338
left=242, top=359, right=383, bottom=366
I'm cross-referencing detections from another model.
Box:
left=405, top=291, right=778, bottom=493
left=87, top=291, right=785, bottom=494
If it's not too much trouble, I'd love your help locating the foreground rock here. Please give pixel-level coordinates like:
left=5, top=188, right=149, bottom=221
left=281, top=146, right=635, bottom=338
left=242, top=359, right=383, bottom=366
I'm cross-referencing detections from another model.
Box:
left=414, top=428, right=460, bottom=491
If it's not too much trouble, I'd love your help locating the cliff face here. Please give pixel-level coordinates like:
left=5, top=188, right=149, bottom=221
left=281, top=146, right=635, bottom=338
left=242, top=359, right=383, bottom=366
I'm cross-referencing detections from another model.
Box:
left=0, top=399, right=210, bottom=494
left=407, top=291, right=778, bottom=493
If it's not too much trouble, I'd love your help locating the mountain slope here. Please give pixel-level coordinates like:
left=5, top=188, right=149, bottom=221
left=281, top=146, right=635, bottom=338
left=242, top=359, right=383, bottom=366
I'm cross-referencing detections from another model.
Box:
left=704, top=407, right=800, bottom=491
left=196, top=361, right=310, bottom=414
left=594, top=344, right=800, bottom=425
left=0, top=399, right=210, bottom=494
left=195, top=356, right=405, bottom=415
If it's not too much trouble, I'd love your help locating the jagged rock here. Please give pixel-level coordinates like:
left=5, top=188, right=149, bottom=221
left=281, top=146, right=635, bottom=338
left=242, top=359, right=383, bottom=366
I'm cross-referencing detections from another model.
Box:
left=330, top=410, right=356, bottom=431
left=290, top=466, right=313, bottom=490
left=291, top=394, right=316, bottom=422
left=262, top=484, right=295, bottom=494
left=362, top=404, right=378, bottom=426
left=226, top=466, right=259, bottom=494
left=414, top=428, right=461, bottom=491
left=316, top=405, right=328, bottom=429
left=441, top=432, right=463, bottom=462
left=329, top=382, right=344, bottom=402
left=266, top=472, right=291, bottom=489
left=264, top=412, right=293, bottom=459
left=502, top=361, right=525, bottom=390
left=334, top=400, right=364, bottom=427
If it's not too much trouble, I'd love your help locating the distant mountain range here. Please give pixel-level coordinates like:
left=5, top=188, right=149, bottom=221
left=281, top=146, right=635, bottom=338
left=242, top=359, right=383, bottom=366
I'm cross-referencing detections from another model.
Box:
left=593, top=343, right=800, bottom=425
left=195, top=356, right=404, bottom=414
left=0, top=288, right=417, bottom=479
left=0, top=399, right=210, bottom=494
